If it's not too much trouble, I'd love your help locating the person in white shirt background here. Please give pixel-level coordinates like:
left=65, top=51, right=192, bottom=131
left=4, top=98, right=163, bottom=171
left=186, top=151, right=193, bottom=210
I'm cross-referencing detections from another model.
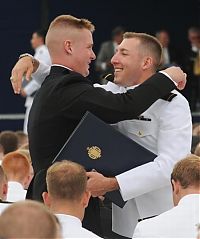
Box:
left=1, top=151, right=32, bottom=202
left=42, top=160, right=101, bottom=238
left=133, top=154, right=200, bottom=238
left=21, top=29, right=51, bottom=134
left=155, top=29, right=182, bottom=70
left=87, top=32, right=192, bottom=238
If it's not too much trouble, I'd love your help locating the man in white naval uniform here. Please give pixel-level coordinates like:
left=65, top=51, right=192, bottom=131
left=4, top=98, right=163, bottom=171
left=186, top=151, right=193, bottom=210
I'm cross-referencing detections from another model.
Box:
left=133, top=155, right=200, bottom=238
left=87, top=32, right=192, bottom=238
left=22, top=29, right=51, bottom=133
left=9, top=32, right=191, bottom=238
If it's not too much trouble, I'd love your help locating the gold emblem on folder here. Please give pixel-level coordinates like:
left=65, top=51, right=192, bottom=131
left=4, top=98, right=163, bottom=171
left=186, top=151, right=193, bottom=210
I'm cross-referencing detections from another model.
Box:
left=87, top=146, right=101, bottom=160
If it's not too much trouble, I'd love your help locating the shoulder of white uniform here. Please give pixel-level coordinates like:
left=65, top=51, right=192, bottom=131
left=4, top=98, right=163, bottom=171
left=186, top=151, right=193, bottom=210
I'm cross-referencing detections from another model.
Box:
left=81, top=227, right=102, bottom=238
left=137, top=205, right=178, bottom=230
left=159, top=89, right=189, bottom=107
left=169, top=89, right=190, bottom=106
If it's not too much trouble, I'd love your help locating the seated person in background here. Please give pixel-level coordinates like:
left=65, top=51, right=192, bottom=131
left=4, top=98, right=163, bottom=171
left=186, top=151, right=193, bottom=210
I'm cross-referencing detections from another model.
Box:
left=0, top=131, right=18, bottom=162
left=0, top=166, right=9, bottom=213
left=1, top=151, right=32, bottom=202
left=16, top=148, right=34, bottom=189
left=0, top=200, right=61, bottom=239
left=15, top=130, right=28, bottom=148
left=133, top=154, right=200, bottom=238
left=42, top=160, right=101, bottom=238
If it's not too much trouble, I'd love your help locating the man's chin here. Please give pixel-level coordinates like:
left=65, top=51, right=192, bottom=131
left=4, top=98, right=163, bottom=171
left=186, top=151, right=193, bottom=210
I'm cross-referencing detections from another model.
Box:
left=114, top=77, right=122, bottom=85
left=83, top=70, right=90, bottom=77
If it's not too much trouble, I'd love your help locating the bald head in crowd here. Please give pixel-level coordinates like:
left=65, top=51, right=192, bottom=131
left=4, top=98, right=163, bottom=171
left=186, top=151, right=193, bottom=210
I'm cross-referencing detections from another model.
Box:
left=0, top=166, right=7, bottom=201
left=0, top=200, right=61, bottom=238
left=45, top=14, right=96, bottom=77
left=2, top=151, right=31, bottom=188
left=171, top=154, right=200, bottom=206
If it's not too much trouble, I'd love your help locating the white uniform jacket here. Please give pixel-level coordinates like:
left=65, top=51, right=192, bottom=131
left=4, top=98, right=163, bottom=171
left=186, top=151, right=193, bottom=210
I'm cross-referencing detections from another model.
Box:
left=133, top=194, right=200, bottom=238
left=95, top=81, right=192, bottom=238
left=56, top=214, right=102, bottom=238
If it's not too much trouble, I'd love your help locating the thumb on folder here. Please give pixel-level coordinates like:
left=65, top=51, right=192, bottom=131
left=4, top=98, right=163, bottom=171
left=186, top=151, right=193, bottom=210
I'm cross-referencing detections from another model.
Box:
left=86, top=171, right=119, bottom=197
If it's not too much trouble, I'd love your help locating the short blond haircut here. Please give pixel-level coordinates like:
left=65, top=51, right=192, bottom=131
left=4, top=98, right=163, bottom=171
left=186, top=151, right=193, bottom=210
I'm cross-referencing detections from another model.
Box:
left=123, top=32, right=162, bottom=70
left=0, top=200, right=60, bottom=238
left=48, top=14, right=95, bottom=33
left=47, top=160, right=87, bottom=201
left=2, top=151, right=31, bottom=182
left=171, top=154, right=200, bottom=189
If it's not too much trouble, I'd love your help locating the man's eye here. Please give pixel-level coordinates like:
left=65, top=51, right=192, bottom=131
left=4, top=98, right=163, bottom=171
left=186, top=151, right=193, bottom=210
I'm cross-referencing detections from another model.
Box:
left=121, top=52, right=128, bottom=56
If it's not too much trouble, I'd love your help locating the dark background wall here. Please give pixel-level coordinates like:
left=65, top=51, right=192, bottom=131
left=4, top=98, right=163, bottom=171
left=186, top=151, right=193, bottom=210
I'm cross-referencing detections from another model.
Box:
left=0, top=0, right=200, bottom=130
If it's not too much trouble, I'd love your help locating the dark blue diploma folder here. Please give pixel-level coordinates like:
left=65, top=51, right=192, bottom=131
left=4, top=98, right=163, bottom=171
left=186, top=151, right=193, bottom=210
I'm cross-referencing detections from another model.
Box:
left=53, top=111, right=156, bottom=207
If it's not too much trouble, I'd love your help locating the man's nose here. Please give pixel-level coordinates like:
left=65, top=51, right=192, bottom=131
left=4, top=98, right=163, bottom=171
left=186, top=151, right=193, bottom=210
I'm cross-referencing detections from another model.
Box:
left=91, top=50, right=96, bottom=60
left=111, top=53, right=118, bottom=65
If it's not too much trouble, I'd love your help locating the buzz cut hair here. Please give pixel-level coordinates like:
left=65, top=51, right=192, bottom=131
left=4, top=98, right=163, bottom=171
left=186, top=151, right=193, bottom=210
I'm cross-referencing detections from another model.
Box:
left=46, top=160, right=87, bottom=201
left=48, top=14, right=95, bottom=33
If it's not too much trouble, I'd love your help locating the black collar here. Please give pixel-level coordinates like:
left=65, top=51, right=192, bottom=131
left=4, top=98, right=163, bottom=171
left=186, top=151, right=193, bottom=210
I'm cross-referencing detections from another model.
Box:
left=50, top=65, right=71, bottom=75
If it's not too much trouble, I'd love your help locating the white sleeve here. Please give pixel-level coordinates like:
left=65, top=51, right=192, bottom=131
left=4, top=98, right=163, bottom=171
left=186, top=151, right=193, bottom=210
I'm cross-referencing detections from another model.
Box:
left=132, top=222, right=143, bottom=238
left=116, top=95, right=192, bottom=201
left=23, top=80, right=41, bottom=96
left=31, top=62, right=51, bottom=85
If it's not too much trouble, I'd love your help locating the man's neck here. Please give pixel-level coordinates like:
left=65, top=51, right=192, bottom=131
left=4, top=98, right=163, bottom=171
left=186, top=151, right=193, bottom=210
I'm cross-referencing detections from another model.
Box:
left=177, top=188, right=200, bottom=205
left=130, top=71, right=155, bottom=87
left=181, top=188, right=200, bottom=198
left=49, top=200, right=84, bottom=221
left=8, top=179, right=25, bottom=188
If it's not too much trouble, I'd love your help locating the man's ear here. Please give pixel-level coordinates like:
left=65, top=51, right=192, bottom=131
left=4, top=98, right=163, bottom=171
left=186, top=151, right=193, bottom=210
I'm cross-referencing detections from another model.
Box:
left=172, top=179, right=180, bottom=195
left=81, top=191, right=91, bottom=209
left=64, top=40, right=72, bottom=54
left=42, top=192, right=51, bottom=207
left=142, top=57, right=153, bottom=70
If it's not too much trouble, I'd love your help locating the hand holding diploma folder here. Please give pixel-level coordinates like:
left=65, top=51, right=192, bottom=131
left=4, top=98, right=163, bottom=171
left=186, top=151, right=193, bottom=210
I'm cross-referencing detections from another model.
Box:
left=52, top=111, right=156, bottom=207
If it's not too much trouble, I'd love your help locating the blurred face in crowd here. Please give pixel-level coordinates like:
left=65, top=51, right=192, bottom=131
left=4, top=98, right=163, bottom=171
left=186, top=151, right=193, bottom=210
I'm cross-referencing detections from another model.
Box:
left=157, top=31, right=170, bottom=48
left=111, top=38, right=146, bottom=87
left=31, top=32, right=44, bottom=50
left=68, top=28, right=96, bottom=77
left=113, top=33, right=124, bottom=45
left=188, top=31, right=200, bottom=47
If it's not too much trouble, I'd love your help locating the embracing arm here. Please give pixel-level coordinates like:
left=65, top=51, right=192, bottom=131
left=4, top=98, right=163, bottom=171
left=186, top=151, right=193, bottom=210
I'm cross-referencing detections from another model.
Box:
left=116, top=95, right=192, bottom=201
left=78, top=69, right=185, bottom=124
left=10, top=55, right=50, bottom=94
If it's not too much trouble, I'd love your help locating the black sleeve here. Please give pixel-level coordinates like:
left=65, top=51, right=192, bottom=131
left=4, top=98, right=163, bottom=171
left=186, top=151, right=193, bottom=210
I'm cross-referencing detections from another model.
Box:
left=71, top=72, right=176, bottom=124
